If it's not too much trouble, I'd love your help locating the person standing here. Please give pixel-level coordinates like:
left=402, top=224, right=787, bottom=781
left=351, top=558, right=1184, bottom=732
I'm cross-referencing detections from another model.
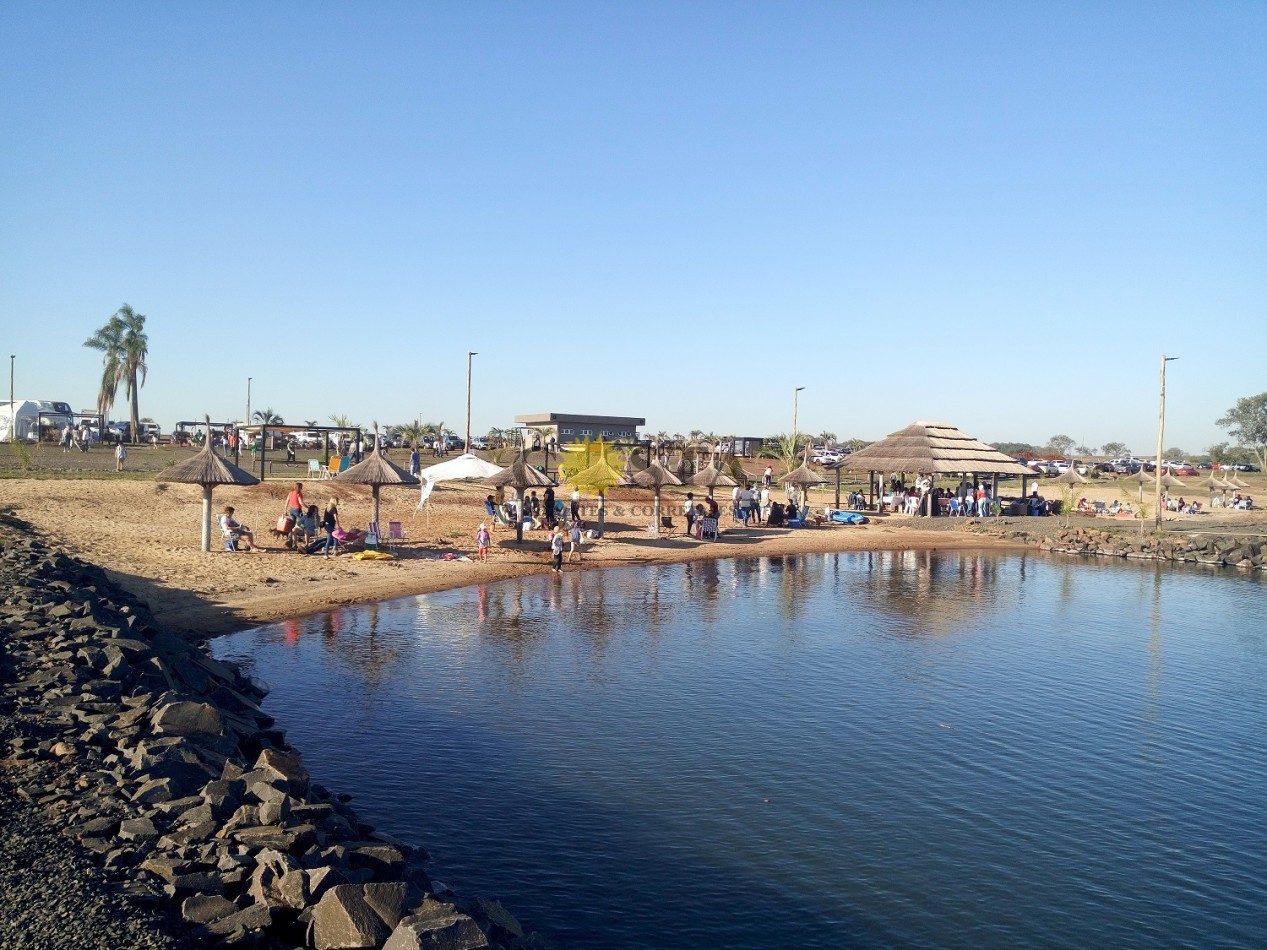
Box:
left=543, top=485, right=556, bottom=529
left=550, top=528, right=564, bottom=573
left=409, top=444, right=420, bottom=478
left=114, top=441, right=127, bottom=472
left=763, top=465, right=773, bottom=488
left=476, top=523, right=491, bottom=562
left=759, top=484, right=771, bottom=522
left=61, top=424, right=73, bottom=452
left=568, top=521, right=583, bottom=562
left=285, top=482, right=306, bottom=523
left=570, top=488, right=581, bottom=524
left=321, top=498, right=341, bottom=558
left=683, top=492, right=696, bottom=535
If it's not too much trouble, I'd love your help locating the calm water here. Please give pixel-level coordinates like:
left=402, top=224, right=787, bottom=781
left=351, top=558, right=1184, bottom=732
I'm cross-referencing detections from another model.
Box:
left=214, top=552, right=1267, bottom=948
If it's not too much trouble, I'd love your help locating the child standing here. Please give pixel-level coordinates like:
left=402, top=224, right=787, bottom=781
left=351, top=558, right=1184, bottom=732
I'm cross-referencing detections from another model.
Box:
left=568, top=521, right=583, bottom=562
left=550, top=528, right=564, bottom=573
left=476, top=523, right=491, bottom=562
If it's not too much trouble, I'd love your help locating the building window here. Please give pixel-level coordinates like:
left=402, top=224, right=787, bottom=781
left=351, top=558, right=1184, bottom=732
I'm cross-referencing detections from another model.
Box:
left=581, top=429, right=592, bottom=436
left=561, top=428, right=573, bottom=435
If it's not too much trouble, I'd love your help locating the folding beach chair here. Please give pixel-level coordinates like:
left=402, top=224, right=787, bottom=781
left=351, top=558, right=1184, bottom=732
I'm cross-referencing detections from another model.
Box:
left=659, top=516, right=677, bottom=538
left=385, top=521, right=405, bottom=550
left=307, top=458, right=324, bottom=479
left=700, top=516, right=719, bottom=541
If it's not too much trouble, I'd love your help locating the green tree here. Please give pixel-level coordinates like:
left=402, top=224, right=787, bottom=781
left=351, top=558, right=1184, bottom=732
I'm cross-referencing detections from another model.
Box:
left=1047, top=434, right=1075, bottom=458
left=1075, top=443, right=1097, bottom=457
left=1100, top=441, right=1130, bottom=459
left=1206, top=441, right=1231, bottom=465
left=83, top=304, right=148, bottom=442
left=1216, top=393, right=1267, bottom=471
left=817, top=431, right=837, bottom=448
left=399, top=421, right=427, bottom=449
left=252, top=408, right=284, bottom=425
left=1163, top=446, right=1186, bottom=460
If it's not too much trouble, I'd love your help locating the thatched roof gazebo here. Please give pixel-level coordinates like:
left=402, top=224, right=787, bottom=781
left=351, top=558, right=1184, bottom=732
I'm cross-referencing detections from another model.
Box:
left=782, top=448, right=826, bottom=513
left=688, top=455, right=738, bottom=499
left=333, top=425, right=419, bottom=533
left=161, top=415, right=261, bottom=551
left=629, top=445, right=684, bottom=537
left=837, top=421, right=1032, bottom=513
left=486, top=447, right=556, bottom=543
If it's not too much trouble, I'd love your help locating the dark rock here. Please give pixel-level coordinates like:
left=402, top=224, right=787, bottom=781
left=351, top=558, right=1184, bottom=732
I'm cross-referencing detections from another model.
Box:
left=312, top=885, right=392, bottom=949
left=383, top=910, right=489, bottom=950
left=180, top=893, right=239, bottom=925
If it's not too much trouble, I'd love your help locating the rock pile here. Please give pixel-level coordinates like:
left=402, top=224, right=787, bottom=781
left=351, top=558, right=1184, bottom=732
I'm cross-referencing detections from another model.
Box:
left=0, top=533, right=545, bottom=949
left=1023, top=528, right=1267, bottom=568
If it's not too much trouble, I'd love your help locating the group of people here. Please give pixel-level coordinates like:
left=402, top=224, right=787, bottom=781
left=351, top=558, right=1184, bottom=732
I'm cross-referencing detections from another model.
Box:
left=219, top=482, right=357, bottom=557
left=881, top=477, right=998, bottom=517
left=1212, top=493, right=1255, bottom=510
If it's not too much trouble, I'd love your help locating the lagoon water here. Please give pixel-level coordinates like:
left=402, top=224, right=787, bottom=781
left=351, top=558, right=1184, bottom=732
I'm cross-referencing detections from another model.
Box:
left=214, top=552, right=1267, bottom=948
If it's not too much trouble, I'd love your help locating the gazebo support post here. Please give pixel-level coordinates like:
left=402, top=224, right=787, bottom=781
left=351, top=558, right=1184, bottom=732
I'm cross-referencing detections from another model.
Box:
left=515, top=488, right=525, bottom=544
left=653, top=487, right=662, bottom=535
left=834, top=468, right=842, bottom=510
left=201, top=485, right=213, bottom=553
left=991, top=474, right=999, bottom=514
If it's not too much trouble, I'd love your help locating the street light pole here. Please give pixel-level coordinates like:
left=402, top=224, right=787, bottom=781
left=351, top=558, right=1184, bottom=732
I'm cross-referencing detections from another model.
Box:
left=8, top=355, right=14, bottom=444
left=1154, top=356, right=1178, bottom=531
left=465, top=351, right=477, bottom=453
left=793, top=386, right=805, bottom=450
left=246, top=378, right=252, bottom=428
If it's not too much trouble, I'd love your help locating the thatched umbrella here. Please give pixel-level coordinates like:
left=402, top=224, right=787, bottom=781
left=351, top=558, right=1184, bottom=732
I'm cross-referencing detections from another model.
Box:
left=333, top=424, right=419, bottom=533
left=485, top=446, right=555, bottom=543
left=1227, top=473, right=1251, bottom=490
left=1051, top=467, right=1088, bottom=525
left=629, top=445, right=683, bottom=536
left=1124, top=467, right=1154, bottom=502
left=782, top=448, right=826, bottom=515
left=688, top=455, right=738, bottom=500
left=567, top=455, right=628, bottom=538
left=160, top=414, right=260, bottom=551
left=1198, top=472, right=1224, bottom=505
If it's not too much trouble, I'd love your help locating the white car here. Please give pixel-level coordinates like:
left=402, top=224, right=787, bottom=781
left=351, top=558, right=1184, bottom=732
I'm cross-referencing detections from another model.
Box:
left=813, top=451, right=843, bottom=465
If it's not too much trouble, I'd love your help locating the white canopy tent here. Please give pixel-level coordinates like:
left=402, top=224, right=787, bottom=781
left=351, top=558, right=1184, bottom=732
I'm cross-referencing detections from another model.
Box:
left=0, top=400, right=41, bottom=442
left=415, top=454, right=505, bottom=513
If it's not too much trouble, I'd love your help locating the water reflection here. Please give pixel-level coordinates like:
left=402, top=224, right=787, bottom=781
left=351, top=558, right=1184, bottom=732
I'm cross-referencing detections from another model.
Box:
left=213, top=551, right=1267, bottom=950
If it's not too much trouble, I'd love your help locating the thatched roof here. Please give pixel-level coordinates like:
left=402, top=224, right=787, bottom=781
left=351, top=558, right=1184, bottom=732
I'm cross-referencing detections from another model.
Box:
left=782, top=449, right=826, bottom=488
left=629, top=460, right=684, bottom=489
left=334, top=442, right=419, bottom=487
left=161, top=416, right=260, bottom=487
left=1051, top=467, right=1088, bottom=487
left=688, top=458, right=738, bottom=489
left=837, top=422, right=1032, bottom=475
left=1159, top=473, right=1186, bottom=490
left=486, top=448, right=555, bottom=489
left=568, top=456, right=628, bottom=492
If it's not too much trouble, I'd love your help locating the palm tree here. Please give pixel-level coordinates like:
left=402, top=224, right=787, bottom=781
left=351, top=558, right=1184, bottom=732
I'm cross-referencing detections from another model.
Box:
left=252, top=408, right=284, bottom=425
left=817, top=431, right=837, bottom=448
left=303, top=420, right=319, bottom=428
left=398, top=421, right=427, bottom=449
left=83, top=304, right=148, bottom=442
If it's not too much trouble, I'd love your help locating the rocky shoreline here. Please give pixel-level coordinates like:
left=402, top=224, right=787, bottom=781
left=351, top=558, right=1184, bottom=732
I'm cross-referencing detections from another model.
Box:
left=997, top=525, right=1267, bottom=569
left=0, top=525, right=545, bottom=949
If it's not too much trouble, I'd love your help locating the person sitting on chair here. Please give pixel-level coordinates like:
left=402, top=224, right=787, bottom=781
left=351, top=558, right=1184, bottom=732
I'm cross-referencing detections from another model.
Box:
left=292, top=504, right=319, bottom=553
left=219, top=506, right=256, bottom=551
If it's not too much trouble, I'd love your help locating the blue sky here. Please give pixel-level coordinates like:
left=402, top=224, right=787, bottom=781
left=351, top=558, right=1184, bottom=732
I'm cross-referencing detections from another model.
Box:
left=2, top=2, right=1263, bottom=455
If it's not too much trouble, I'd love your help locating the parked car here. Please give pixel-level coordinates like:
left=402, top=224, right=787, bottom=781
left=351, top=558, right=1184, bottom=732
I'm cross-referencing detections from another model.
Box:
left=1197, top=462, right=1213, bottom=470
left=293, top=431, right=323, bottom=448
left=1173, top=465, right=1198, bottom=476
left=443, top=435, right=465, bottom=452
left=470, top=437, right=489, bottom=450
left=812, top=451, right=843, bottom=465
left=1112, top=459, right=1141, bottom=474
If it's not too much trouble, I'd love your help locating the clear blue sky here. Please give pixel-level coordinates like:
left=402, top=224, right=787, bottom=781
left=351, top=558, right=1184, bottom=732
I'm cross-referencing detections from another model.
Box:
left=3, top=2, right=1263, bottom=455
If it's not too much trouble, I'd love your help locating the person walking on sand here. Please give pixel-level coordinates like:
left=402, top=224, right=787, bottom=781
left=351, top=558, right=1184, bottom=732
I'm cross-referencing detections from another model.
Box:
left=114, top=441, right=127, bottom=472
left=569, top=521, right=583, bottom=562
left=550, top=528, right=565, bottom=573
left=476, top=523, right=491, bottom=562
left=570, top=488, right=581, bottom=524
left=763, top=465, right=773, bottom=488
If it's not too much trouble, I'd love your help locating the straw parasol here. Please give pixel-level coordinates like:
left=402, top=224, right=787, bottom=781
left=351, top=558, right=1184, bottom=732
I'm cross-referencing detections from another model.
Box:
left=160, top=414, right=261, bottom=551
left=485, top=446, right=555, bottom=543
left=1123, top=467, right=1154, bottom=502
left=782, top=448, right=827, bottom=513
left=1226, top=473, right=1251, bottom=490
left=333, top=423, right=419, bottom=532
left=688, top=454, right=738, bottom=499
left=566, top=454, right=629, bottom=538
left=629, top=443, right=683, bottom=536
left=1050, top=467, right=1088, bottom=525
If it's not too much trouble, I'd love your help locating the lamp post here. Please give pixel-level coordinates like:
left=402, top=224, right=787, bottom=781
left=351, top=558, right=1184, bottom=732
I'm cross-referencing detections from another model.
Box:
left=465, top=351, right=477, bottom=454
left=793, top=386, right=805, bottom=451
left=8, top=355, right=13, bottom=444
left=1154, top=356, right=1178, bottom=531
left=246, top=377, right=252, bottom=428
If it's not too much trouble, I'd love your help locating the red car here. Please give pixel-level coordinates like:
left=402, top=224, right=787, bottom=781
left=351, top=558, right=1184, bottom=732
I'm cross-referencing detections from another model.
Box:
left=1174, top=465, right=1198, bottom=476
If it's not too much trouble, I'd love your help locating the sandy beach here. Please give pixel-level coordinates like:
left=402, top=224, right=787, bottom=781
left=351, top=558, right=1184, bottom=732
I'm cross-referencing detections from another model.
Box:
left=2, top=452, right=1261, bottom=638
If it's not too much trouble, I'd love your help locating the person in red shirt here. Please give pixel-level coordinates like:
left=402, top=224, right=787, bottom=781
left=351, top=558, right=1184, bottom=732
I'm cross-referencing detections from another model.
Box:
left=285, top=482, right=306, bottom=522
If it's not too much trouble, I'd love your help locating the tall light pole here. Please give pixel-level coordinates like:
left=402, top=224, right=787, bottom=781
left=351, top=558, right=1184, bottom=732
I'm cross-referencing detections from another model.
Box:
left=793, top=386, right=805, bottom=451
left=465, top=351, right=477, bottom=453
left=246, top=377, right=252, bottom=428
left=1154, top=356, right=1178, bottom=531
left=8, top=355, right=14, bottom=444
